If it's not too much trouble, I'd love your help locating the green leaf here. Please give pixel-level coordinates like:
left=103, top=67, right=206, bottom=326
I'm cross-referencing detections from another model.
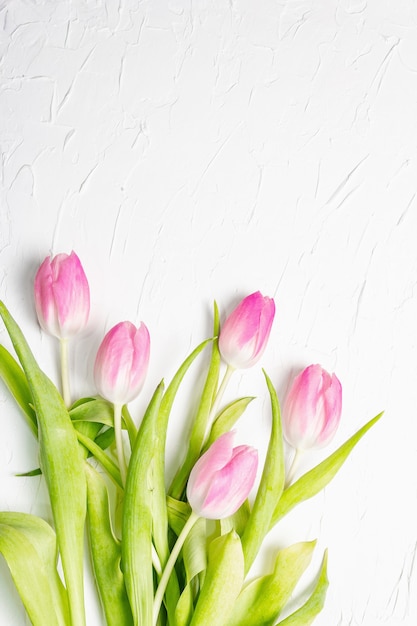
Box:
left=152, top=338, right=212, bottom=563
left=175, top=583, right=194, bottom=626
left=16, top=467, right=42, bottom=477
left=76, top=430, right=122, bottom=488
left=271, top=413, right=383, bottom=526
left=94, top=426, right=115, bottom=451
left=70, top=397, right=114, bottom=426
left=241, top=371, right=285, bottom=573
left=182, top=517, right=207, bottom=585
left=0, top=302, right=87, bottom=626
left=169, top=304, right=220, bottom=500
left=0, top=512, right=69, bottom=626
left=70, top=398, right=113, bottom=458
left=220, top=499, right=251, bottom=538
left=189, top=531, right=245, bottom=626
left=276, top=551, right=329, bottom=626
left=122, top=381, right=165, bottom=626
left=150, top=339, right=213, bottom=623
left=0, top=344, right=37, bottom=435
left=85, top=463, right=133, bottom=626
left=167, top=497, right=192, bottom=537
left=228, top=541, right=316, bottom=626
left=204, top=397, right=254, bottom=449
left=121, top=405, right=138, bottom=448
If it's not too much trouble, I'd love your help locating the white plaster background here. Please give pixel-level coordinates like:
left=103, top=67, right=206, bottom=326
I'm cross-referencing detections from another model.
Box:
left=0, top=0, right=416, bottom=624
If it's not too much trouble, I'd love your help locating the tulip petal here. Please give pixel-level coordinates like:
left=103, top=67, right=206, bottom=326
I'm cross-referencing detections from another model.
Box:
left=201, top=446, right=258, bottom=519
left=187, top=432, right=258, bottom=519
left=219, top=292, right=275, bottom=369
left=282, top=364, right=342, bottom=450
left=34, top=252, right=90, bottom=339
left=94, top=321, right=150, bottom=405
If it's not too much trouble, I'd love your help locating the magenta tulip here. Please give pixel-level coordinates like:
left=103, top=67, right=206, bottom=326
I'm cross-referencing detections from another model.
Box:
left=187, top=431, right=258, bottom=519
left=94, top=321, right=150, bottom=405
left=34, top=251, right=90, bottom=339
left=282, top=364, right=342, bottom=450
left=219, top=291, right=275, bottom=369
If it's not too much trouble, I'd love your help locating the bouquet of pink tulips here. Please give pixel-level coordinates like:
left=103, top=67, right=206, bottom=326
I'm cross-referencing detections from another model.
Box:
left=0, top=252, right=381, bottom=626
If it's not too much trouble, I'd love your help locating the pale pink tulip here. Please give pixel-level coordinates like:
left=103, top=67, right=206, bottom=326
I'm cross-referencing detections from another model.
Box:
left=219, top=291, right=275, bottom=369
left=187, top=431, right=258, bottom=519
left=282, top=364, right=342, bottom=450
left=34, top=251, right=90, bottom=339
left=94, top=321, right=150, bottom=405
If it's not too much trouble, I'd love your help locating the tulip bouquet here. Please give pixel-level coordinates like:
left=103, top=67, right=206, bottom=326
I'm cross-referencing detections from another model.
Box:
left=0, top=252, right=381, bottom=626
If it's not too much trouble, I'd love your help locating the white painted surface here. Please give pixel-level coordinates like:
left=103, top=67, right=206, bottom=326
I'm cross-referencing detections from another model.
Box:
left=0, top=1, right=416, bottom=624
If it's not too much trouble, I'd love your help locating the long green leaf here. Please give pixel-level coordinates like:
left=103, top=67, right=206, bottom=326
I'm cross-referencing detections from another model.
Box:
left=0, top=344, right=37, bottom=435
left=241, top=371, right=285, bottom=572
left=228, top=541, right=316, bottom=626
left=122, top=381, right=164, bottom=626
left=76, top=430, right=122, bottom=488
left=151, top=339, right=213, bottom=622
left=189, top=531, right=245, bottom=626
left=152, top=339, right=212, bottom=551
left=276, top=551, right=329, bottom=626
left=85, top=463, right=133, bottom=626
left=175, top=583, right=194, bottom=626
left=0, top=512, right=69, bottom=626
left=204, top=397, right=254, bottom=450
left=271, top=413, right=383, bottom=526
left=0, top=302, right=87, bottom=626
left=70, top=397, right=113, bottom=459
left=166, top=496, right=192, bottom=537
left=70, top=397, right=114, bottom=426
left=182, top=517, right=207, bottom=585
left=169, top=305, right=220, bottom=500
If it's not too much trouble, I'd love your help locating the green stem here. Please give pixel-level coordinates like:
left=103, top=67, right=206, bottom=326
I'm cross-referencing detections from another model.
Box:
left=285, top=448, right=303, bottom=488
left=152, top=511, right=199, bottom=626
left=114, top=402, right=127, bottom=486
left=152, top=544, right=162, bottom=577
left=59, top=338, right=70, bottom=407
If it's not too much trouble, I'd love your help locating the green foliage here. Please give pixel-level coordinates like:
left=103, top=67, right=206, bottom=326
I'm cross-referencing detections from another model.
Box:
left=0, top=302, right=87, bottom=626
left=271, top=412, right=383, bottom=527
left=189, top=531, right=245, bottom=626
left=0, top=299, right=381, bottom=626
left=0, top=512, right=69, bottom=626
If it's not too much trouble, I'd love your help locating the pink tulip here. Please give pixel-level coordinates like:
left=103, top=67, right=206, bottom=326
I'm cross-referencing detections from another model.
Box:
left=219, top=291, right=275, bottom=369
left=282, top=364, right=342, bottom=450
left=187, top=431, right=258, bottom=519
left=34, top=251, right=90, bottom=339
left=94, top=321, right=150, bottom=405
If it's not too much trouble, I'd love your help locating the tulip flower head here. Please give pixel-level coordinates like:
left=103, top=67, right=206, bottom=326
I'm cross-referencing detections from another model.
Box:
left=187, top=431, right=258, bottom=519
left=34, top=251, right=90, bottom=339
left=282, top=364, right=342, bottom=451
left=219, top=291, right=275, bottom=369
left=94, top=321, right=150, bottom=406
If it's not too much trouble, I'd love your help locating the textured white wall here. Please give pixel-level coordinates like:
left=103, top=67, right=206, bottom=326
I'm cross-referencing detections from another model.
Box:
left=1, top=0, right=416, bottom=624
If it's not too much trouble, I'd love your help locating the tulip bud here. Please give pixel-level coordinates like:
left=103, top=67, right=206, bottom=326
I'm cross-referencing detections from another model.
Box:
left=34, top=251, right=90, bottom=339
left=282, top=364, right=342, bottom=450
left=219, top=291, right=275, bottom=369
left=187, top=431, right=258, bottom=519
left=94, top=321, right=150, bottom=406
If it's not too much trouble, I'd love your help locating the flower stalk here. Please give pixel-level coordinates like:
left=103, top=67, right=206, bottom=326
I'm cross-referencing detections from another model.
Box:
left=152, top=511, right=199, bottom=626
left=59, top=338, right=71, bottom=408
